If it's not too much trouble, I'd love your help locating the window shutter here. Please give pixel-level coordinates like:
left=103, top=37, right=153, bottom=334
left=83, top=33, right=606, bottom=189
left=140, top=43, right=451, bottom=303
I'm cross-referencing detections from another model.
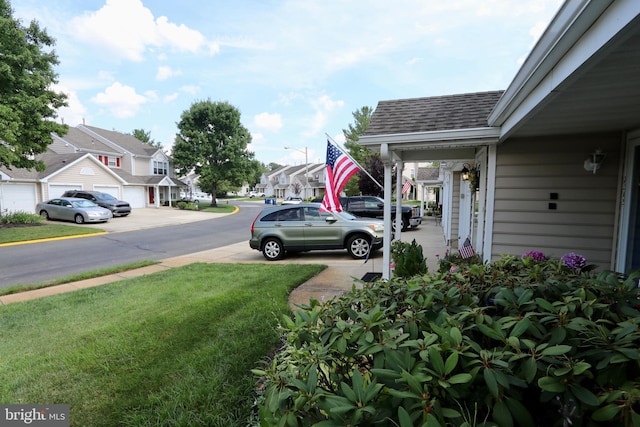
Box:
left=104, top=156, right=109, bottom=166
left=116, top=158, right=121, bottom=167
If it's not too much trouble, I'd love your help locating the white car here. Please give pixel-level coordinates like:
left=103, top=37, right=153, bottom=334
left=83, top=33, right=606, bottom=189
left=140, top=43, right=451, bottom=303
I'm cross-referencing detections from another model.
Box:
left=282, top=196, right=303, bottom=205
left=249, top=192, right=266, bottom=198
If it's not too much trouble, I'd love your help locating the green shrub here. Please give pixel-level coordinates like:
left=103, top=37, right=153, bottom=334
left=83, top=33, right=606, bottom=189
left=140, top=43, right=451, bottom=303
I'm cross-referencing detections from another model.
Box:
left=176, top=201, right=199, bottom=210
left=437, top=249, right=483, bottom=273
left=0, top=211, right=43, bottom=225
left=391, top=239, right=427, bottom=278
left=255, top=254, right=640, bottom=426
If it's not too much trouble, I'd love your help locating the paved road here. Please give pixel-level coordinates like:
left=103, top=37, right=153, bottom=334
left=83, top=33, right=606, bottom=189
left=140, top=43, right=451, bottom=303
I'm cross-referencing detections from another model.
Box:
left=0, top=203, right=264, bottom=288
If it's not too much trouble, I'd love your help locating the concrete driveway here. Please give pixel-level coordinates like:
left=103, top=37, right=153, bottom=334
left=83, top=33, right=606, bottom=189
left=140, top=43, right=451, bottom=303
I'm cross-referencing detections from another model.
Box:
left=78, top=207, right=232, bottom=233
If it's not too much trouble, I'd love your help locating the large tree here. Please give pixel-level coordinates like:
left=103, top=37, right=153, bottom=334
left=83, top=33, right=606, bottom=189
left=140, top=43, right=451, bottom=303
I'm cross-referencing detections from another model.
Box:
left=172, top=100, right=253, bottom=207
left=342, top=106, right=377, bottom=195
left=131, top=128, right=161, bottom=148
left=0, top=0, right=68, bottom=171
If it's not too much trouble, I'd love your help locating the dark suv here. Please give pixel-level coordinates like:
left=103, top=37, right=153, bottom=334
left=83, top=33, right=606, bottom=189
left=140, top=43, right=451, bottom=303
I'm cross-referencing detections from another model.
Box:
left=61, top=190, right=131, bottom=217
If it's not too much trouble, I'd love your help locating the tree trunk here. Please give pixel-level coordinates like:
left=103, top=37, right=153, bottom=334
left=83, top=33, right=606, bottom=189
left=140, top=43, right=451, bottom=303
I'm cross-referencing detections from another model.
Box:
left=210, top=184, right=218, bottom=207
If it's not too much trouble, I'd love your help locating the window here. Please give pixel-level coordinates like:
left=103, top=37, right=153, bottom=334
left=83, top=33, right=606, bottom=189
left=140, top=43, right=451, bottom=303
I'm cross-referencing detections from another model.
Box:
left=153, top=160, right=168, bottom=175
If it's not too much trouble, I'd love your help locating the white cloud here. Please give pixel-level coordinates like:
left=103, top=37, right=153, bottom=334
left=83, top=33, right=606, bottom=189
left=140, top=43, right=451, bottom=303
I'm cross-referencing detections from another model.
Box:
left=180, top=85, right=200, bottom=95
left=253, top=112, right=282, bottom=133
left=53, top=83, right=87, bottom=127
left=164, top=93, right=179, bottom=103
left=156, top=65, right=181, bottom=81
left=304, top=95, right=345, bottom=137
left=90, top=82, right=148, bottom=118
left=71, top=0, right=216, bottom=62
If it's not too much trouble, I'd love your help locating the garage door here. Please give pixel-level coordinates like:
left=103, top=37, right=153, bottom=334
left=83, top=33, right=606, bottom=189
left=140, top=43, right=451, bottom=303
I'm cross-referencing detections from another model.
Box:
left=123, top=187, right=146, bottom=208
left=49, top=184, right=82, bottom=199
left=1, top=183, right=37, bottom=213
left=94, top=186, right=120, bottom=198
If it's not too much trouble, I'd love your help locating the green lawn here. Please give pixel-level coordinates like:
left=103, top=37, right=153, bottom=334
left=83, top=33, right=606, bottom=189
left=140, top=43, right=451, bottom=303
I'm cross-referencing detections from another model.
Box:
left=0, top=262, right=325, bottom=427
left=0, top=224, right=105, bottom=244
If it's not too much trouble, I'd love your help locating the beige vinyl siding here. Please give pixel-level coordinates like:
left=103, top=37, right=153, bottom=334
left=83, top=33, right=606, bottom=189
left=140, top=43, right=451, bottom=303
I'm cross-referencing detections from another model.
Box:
left=491, top=133, right=621, bottom=269
left=45, top=158, right=122, bottom=200
left=134, top=157, right=149, bottom=175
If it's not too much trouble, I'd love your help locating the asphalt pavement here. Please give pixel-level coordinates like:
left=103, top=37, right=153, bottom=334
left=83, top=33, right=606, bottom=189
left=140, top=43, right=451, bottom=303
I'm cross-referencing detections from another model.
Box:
left=0, top=205, right=448, bottom=309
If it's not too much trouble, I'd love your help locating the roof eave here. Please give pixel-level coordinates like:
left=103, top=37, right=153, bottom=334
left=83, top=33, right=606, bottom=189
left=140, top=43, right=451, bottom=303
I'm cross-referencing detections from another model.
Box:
left=359, top=127, right=502, bottom=150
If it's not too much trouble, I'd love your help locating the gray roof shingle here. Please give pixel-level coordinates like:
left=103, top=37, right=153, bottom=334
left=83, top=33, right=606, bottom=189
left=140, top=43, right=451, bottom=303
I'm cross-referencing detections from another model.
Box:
left=364, top=91, right=504, bottom=136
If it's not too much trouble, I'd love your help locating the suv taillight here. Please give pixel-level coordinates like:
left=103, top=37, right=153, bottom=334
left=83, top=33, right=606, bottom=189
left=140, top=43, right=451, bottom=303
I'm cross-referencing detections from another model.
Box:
left=250, top=213, right=260, bottom=234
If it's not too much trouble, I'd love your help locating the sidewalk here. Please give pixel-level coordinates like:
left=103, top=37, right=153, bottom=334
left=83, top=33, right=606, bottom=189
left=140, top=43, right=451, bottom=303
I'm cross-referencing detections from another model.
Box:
left=0, top=215, right=448, bottom=309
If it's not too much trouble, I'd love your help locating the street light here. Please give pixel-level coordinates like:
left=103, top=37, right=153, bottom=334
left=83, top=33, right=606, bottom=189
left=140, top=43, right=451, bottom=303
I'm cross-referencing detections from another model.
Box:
left=284, top=146, right=308, bottom=199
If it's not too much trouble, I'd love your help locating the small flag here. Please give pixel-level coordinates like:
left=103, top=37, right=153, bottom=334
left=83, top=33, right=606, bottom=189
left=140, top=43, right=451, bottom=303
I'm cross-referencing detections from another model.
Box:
left=402, top=179, right=412, bottom=195
left=459, top=237, right=475, bottom=259
left=321, top=140, right=360, bottom=213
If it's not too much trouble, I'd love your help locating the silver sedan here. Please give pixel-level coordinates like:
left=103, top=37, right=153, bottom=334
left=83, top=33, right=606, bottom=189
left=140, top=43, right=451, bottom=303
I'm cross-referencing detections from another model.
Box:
left=36, top=197, right=113, bottom=224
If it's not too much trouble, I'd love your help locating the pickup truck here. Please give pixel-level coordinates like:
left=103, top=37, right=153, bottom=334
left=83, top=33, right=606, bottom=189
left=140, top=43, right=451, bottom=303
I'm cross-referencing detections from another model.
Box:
left=313, top=195, right=421, bottom=231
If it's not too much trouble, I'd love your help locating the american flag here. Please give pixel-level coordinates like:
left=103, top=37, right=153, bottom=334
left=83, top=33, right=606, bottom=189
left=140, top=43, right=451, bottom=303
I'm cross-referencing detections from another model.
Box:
left=320, top=140, right=360, bottom=212
left=402, top=179, right=412, bottom=195
left=459, top=237, right=475, bottom=259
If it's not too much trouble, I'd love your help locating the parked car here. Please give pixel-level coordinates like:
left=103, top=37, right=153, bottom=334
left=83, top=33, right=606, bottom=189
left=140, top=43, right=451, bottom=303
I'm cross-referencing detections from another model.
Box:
left=249, top=191, right=266, bottom=198
left=62, top=190, right=131, bottom=217
left=282, top=196, right=303, bottom=205
left=312, top=195, right=421, bottom=232
left=36, top=197, right=113, bottom=224
left=249, top=203, right=384, bottom=261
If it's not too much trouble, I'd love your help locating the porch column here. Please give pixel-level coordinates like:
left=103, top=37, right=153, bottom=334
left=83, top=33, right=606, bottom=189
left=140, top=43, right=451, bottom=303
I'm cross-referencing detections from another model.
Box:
left=381, top=144, right=393, bottom=280
left=395, top=161, right=403, bottom=239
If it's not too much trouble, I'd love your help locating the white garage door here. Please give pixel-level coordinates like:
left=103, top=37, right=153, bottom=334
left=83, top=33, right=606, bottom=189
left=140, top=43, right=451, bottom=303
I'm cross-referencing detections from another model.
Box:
left=94, top=186, right=120, bottom=198
left=49, top=184, right=82, bottom=198
left=1, top=183, right=37, bottom=213
left=123, top=187, right=146, bottom=208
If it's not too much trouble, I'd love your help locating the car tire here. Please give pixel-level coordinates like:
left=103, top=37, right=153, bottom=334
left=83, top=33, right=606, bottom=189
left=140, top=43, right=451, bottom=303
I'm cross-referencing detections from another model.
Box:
left=391, top=216, right=408, bottom=233
left=74, top=214, right=85, bottom=224
left=39, top=210, right=49, bottom=220
left=347, top=234, right=372, bottom=259
left=262, top=238, right=284, bottom=261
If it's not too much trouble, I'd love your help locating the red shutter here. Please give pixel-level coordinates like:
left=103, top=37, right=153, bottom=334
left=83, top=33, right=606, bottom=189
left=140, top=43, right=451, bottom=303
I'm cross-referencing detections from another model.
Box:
left=98, top=155, right=103, bottom=162
left=104, top=156, right=109, bottom=166
left=116, top=158, right=121, bottom=167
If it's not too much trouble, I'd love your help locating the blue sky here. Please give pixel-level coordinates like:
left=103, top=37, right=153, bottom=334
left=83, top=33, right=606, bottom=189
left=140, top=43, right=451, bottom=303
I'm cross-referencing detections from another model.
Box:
left=12, top=0, right=562, bottom=166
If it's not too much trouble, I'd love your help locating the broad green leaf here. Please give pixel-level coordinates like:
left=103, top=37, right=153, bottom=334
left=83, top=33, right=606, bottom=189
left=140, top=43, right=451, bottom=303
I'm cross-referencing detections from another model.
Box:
left=592, top=404, right=621, bottom=421
left=570, top=384, right=600, bottom=406
left=493, top=400, right=514, bottom=427
left=484, top=368, right=499, bottom=398
left=398, top=406, right=413, bottom=427
left=444, top=351, right=459, bottom=375
left=448, top=373, right=472, bottom=384
left=538, top=376, right=566, bottom=392
left=429, top=346, right=445, bottom=374
left=450, top=327, right=463, bottom=346
left=442, top=407, right=462, bottom=418
left=511, top=318, right=531, bottom=337
left=540, top=345, right=572, bottom=356
left=505, top=396, right=535, bottom=427
left=521, top=357, right=537, bottom=384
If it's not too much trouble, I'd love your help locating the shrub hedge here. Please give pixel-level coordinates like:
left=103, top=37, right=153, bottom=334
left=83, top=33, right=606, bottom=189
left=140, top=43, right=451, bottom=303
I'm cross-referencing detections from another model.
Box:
left=254, top=253, right=640, bottom=426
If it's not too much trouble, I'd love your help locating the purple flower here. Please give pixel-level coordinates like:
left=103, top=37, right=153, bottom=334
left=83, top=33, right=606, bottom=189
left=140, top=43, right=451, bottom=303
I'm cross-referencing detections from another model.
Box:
left=450, top=265, right=459, bottom=273
left=522, top=250, right=546, bottom=261
left=561, top=252, right=587, bottom=270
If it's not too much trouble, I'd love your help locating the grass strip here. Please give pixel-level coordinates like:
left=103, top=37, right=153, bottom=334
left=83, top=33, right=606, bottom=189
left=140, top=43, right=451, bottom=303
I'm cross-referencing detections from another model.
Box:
left=0, top=224, right=105, bottom=244
left=0, top=260, right=159, bottom=296
left=0, top=262, right=326, bottom=427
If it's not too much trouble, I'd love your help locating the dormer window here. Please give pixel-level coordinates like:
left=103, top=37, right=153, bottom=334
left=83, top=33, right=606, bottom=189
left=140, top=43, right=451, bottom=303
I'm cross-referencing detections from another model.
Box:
left=154, top=160, right=168, bottom=175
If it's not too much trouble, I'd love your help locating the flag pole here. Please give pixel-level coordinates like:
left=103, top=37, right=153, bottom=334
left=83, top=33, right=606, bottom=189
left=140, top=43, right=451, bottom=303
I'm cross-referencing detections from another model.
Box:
left=325, top=133, right=384, bottom=190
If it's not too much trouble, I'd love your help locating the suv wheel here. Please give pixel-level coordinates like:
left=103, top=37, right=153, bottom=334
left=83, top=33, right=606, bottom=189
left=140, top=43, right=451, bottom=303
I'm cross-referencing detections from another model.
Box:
left=262, top=238, right=284, bottom=261
left=347, top=235, right=371, bottom=259
left=391, top=216, right=408, bottom=233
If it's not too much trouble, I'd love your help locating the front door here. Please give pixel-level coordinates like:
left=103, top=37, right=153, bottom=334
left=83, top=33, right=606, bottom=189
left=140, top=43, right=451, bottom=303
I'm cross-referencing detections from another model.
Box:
left=149, top=187, right=155, bottom=204
left=618, top=134, right=640, bottom=273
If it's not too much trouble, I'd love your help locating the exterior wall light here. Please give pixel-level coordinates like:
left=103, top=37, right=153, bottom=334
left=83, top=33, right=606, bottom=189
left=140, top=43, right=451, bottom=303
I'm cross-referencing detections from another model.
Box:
left=584, top=149, right=606, bottom=174
left=461, top=163, right=470, bottom=181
